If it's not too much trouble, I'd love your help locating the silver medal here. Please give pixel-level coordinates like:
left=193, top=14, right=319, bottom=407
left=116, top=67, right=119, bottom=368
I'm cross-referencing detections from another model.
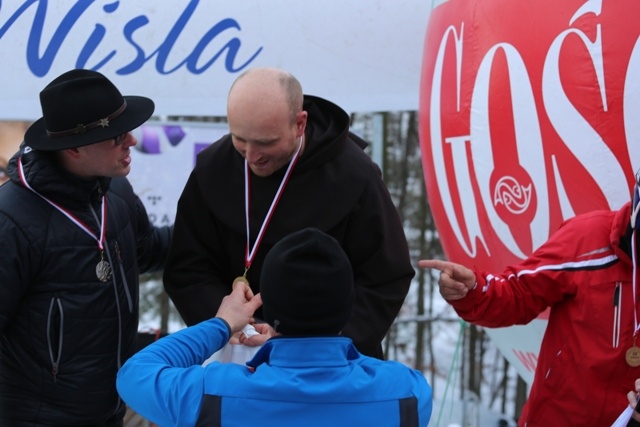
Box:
left=96, top=259, right=112, bottom=282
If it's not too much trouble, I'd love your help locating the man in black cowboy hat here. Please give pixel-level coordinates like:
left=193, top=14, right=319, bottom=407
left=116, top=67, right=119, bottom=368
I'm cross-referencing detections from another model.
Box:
left=0, top=69, right=172, bottom=426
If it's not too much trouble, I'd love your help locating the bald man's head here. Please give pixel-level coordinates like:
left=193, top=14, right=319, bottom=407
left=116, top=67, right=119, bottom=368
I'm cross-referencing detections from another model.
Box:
left=226, top=68, right=308, bottom=177
left=228, top=68, right=303, bottom=125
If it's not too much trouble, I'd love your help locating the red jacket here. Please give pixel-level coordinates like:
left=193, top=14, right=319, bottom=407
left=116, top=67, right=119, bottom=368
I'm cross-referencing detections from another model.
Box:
left=451, top=202, right=640, bottom=426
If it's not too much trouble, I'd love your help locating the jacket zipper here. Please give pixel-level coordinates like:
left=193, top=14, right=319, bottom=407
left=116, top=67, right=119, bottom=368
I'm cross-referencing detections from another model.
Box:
left=613, top=282, right=621, bottom=348
left=90, top=195, right=133, bottom=416
left=114, top=241, right=133, bottom=312
left=46, top=298, right=64, bottom=383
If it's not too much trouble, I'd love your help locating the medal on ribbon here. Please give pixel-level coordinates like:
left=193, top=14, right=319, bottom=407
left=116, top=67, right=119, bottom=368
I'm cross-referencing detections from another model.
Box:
left=96, top=253, right=112, bottom=283
left=626, top=341, right=640, bottom=367
left=18, top=156, right=112, bottom=283
left=628, top=228, right=640, bottom=367
left=237, top=136, right=303, bottom=288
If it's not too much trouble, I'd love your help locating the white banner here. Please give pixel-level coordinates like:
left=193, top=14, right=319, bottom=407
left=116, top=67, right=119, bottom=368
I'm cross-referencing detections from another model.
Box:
left=128, top=121, right=228, bottom=226
left=0, top=0, right=431, bottom=120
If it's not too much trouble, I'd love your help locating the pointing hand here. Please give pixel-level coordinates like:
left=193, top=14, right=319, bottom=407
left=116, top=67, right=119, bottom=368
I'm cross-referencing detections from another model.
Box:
left=418, top=259, right=476, bottom=301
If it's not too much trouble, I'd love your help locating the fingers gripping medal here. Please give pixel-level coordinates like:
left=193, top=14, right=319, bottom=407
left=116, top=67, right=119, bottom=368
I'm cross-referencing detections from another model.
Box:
left=233, top=272, right=249, bottom=289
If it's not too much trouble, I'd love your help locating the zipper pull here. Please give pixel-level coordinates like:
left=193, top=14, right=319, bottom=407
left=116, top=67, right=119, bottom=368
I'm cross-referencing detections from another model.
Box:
left=613, top=283, right=622, bottom=348
left=114, top=241, right=122, bottom=263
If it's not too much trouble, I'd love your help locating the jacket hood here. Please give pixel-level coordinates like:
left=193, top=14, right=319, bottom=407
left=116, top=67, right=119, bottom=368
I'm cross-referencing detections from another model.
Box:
left=295, top=95, right=367, bottom=174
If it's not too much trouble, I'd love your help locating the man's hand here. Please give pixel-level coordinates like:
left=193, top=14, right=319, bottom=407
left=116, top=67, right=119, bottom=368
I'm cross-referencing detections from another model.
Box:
left=237, top=323, right=276, bottom=347
left=418, top=259, right=476, bottom=301
left=232, top=277, right=254, bottom=299
left=215, top=282, right=262, bottom=335
left=627, top=378, right=640, bottom=422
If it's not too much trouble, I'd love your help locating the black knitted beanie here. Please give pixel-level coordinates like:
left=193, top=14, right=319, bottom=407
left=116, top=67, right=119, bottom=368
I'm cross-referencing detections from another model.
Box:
left=260, top=228, right=354, bottom=335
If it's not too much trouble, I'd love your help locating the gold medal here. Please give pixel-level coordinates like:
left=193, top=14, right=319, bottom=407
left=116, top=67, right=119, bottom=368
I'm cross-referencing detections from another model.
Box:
left=627, top=346, right=640, bottom=367
left=232, top=265, right=250, bottom=290
left=233, top=276, right=249, bottom=289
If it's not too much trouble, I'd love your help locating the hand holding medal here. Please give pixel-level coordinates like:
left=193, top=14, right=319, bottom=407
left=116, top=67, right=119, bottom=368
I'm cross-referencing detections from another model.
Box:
left=232, top=275, right=254, bottom=301
left=232, top=274, right=249, bottom=290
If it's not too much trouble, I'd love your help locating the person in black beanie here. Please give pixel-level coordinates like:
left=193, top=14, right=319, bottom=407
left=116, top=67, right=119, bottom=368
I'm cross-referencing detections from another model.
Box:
left=259, top=227, right=354, bottom=336
left=117, top=228, right=433, bottom=427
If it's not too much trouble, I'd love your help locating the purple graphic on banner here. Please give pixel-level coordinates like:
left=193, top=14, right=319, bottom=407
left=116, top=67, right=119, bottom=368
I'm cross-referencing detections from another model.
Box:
left=194, top=142, right=210, bottom=166
left=137, top=126, right=160, bottom=154
left=135, top=125, right=185, bottom=153
left=164, top=125, right=185, bottom=146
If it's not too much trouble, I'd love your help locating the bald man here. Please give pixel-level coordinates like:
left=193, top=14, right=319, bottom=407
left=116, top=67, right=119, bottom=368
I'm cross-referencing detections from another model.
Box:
left=163, top=67, right=414, bottom=358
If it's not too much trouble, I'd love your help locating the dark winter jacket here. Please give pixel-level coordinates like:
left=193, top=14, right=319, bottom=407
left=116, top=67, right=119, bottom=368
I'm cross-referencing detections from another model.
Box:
left=0, top=146, right=171, bottom=426
left=163, top=95, right=414, bottom=358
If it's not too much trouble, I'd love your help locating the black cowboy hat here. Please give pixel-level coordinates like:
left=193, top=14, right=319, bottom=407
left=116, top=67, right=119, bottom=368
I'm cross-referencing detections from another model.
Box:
left=24, top=69, right=155, bottom=151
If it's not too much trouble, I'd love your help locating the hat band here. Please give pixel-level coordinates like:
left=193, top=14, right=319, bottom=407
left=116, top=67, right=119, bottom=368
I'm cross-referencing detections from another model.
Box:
left=46, top=101, right=128, bottom=138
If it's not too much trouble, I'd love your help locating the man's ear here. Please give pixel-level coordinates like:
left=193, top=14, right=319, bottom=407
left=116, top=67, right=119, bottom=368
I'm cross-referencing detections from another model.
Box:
left=63, top=147, right=81, bottom=159
left=295, top=111, right=308, bottom=137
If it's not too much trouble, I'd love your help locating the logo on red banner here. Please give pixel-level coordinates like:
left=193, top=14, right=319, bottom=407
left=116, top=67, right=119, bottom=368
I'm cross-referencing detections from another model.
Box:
left=420, top=0, right=640, bottom=270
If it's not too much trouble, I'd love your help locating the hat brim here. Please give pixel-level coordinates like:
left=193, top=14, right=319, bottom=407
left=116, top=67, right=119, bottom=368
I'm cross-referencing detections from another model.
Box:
left=24, top=95, right=155, bottom=151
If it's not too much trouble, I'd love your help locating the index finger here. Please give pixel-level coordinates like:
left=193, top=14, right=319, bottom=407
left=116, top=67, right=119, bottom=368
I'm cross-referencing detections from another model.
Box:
left=418, top=259, right=453, bottom=273
left=230, top=281, right=255, bottom=301
left=242, top=283, right=255, bottom=301
left=247, top=293, right=262, bottom=313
